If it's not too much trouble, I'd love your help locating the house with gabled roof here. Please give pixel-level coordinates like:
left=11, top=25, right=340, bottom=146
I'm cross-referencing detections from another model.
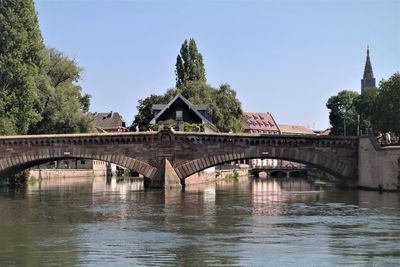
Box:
left=93, top=111, right=126, bottom=133
left=151, top=93, right=218, bottom=133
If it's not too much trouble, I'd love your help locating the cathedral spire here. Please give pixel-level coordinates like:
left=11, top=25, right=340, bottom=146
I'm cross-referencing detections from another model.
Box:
left=361, top=46, right=376, bottom=92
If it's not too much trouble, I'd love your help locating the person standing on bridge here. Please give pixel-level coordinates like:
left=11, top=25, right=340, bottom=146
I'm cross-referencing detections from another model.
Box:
left=385, top=132, right=391, bottom=144
left=376, top=131, right=383, bottom=144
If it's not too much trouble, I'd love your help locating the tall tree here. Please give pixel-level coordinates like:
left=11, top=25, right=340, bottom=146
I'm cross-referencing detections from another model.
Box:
left=0, top=0, right=44, bottom=135
left=132, top=94, right=171, bottom=131
left=29, top=48, right=93, bottom=134
left=175, top=39, right=206, bottom=87
left=326, top=90, right=359, bottom=136
left=374, top=73, right=400, bottom=133
left=354, top=87, right=379, bottom=134
left=214, top=84, right=244, bottom=132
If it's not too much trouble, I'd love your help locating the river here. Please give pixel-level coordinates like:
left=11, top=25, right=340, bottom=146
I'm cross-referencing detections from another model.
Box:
left=0, top=176, right=399, bottom=266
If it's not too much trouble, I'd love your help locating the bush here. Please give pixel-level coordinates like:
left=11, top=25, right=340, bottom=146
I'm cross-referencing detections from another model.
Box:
left=7, top=169, right=30, bottom=187
left=184, top=122, right=206, bottom=132
left=225, top=169, right=239, bottom=182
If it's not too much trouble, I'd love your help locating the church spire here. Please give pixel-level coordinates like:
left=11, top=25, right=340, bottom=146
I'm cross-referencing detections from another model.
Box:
left=361, top=46, right=376, bottom=92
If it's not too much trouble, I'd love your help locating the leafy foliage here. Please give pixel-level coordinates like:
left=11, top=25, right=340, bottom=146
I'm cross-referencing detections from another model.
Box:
left=374, top=73, right=400, bottom=133
left=132, top=94, right=170, bottom=131
left=29, top=48, right=93, bottom=134
left=326, top=90, right=359, bottom=136
left=225, top=169, right=239, bottom=182
left=327, top=72, right=400, bottom=136
left=184, top=122, right=206, bottom=132
left=179, top=81, right=243, bottom=132
left=0, top=0, right=44, bottom=135
left=213, top=84, right=244, bottom=132
left=354, top=87, right=378, bottom=134
left=175, top=39, right=206, bottom=87
left=0, top=1, right=93, bottom=135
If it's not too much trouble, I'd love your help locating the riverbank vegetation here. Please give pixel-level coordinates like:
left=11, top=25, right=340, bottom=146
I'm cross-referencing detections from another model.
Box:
left=326, top=73, right=400, bottom=137
left=224, top=169, right=239, bottom=182
left=0, top=0, right=93, bottom=185
left=0, top=0, right=93, bottom=136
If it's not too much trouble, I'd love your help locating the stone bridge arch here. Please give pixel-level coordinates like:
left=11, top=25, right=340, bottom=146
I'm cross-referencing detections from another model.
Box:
left=0, top=148, right=158, bottom=180
left=173, top=135, right=357, bottom=182
left=0, top=131, right=359, bottom=188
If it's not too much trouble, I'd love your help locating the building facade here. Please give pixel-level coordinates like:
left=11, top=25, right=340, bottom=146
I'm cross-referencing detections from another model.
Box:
left=242, top=112, right=280, bottom=168
left=151, top=93, right=218, bottom=133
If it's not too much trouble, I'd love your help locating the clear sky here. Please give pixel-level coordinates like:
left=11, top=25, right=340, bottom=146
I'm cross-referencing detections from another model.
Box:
left=35, top=0, right=400, bottom=130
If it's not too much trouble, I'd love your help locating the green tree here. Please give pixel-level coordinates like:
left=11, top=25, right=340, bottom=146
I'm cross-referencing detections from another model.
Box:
left=29, top=48, right=93, bottom=134
left=374, top=73, right=400, bottom=133
left=213, top=84, right=244, bottom=132
left=175, top=39, right=206, bottom=87
left=354, top=87, right=379, bottom=134
left=132, top=94, right=170, bottom=131
left=326, top=90, right=359, bottom=136
left=0, top=0, right=44, bottom=135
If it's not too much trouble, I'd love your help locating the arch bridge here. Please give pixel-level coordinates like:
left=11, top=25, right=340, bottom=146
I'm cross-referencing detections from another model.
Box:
left=0, top=130, right=358, bottom=188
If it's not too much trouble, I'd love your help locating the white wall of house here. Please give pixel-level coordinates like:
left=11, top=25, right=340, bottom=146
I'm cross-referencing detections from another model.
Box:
left=250, top=159, right=279, bottom=168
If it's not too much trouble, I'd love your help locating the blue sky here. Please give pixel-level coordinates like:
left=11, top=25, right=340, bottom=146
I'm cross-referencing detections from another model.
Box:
left=35, top=0, right=400, bottom=130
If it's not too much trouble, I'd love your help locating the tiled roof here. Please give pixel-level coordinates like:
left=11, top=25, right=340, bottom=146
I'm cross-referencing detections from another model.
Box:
left=278, top=124, right=315, bottom=135
left=243, top=112, right=280, bottom=134
left=93, top=112, right=126, bottom=131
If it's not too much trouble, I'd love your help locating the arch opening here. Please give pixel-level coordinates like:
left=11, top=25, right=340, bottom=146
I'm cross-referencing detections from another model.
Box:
left=175, top=152, right=355, bottom=184
left=0, top=155, right=157, bottom=181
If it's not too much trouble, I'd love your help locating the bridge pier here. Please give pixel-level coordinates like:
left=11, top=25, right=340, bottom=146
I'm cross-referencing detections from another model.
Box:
left=147, top=159, right=183, bottom=190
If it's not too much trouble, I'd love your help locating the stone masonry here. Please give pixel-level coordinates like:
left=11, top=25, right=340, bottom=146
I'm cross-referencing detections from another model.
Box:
left=0, top=130, right=359, bottom=188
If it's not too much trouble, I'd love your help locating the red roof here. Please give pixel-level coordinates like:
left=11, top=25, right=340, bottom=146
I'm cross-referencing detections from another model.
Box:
left=243, top=112, right=280, bottom=134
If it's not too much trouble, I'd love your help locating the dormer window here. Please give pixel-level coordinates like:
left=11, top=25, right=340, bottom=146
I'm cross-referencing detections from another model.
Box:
left=176, top=110, right=183, bottom=120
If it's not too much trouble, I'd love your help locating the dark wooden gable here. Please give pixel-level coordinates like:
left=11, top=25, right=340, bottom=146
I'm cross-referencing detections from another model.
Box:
left=156, top=97, right=203, bottom=124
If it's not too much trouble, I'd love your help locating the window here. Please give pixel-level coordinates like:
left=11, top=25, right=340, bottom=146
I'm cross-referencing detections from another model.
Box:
left=176, top=110, right=183, bottom=120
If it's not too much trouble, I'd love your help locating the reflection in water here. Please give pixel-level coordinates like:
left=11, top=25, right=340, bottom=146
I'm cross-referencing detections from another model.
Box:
left=0, top=176, right=399, bottom=266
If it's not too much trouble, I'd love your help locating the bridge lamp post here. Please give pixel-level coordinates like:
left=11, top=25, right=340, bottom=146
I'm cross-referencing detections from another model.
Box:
left=340, top=107, right=347, bottom=136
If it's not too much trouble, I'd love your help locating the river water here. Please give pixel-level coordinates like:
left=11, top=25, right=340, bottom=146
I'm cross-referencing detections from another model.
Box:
left=0, top=176, right=399, bottom=266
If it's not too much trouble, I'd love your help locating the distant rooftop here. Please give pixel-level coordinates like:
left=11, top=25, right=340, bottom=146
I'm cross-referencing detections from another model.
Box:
left=93, top=111, right=126, bottom=132
left=243, top=112, right=280, bottom=134
left=278, top=124, right=315, bottom=135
